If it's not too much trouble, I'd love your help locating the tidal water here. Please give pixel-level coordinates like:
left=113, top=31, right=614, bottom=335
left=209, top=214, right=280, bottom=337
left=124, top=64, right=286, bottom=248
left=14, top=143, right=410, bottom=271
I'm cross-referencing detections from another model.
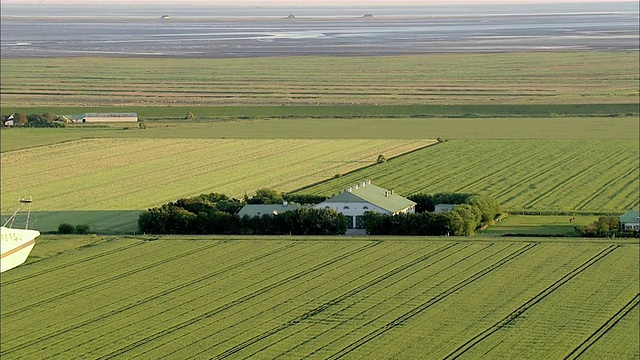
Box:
left=1, top=2, right=638, bottom=58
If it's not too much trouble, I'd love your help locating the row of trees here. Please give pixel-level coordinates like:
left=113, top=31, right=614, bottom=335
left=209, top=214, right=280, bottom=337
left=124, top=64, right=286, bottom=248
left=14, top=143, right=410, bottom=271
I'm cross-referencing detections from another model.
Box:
left=138, top=190, right=500, bottom=236
left=3, top=113, right=70, bottom=127
left=138, top=191, right=347, bottom=235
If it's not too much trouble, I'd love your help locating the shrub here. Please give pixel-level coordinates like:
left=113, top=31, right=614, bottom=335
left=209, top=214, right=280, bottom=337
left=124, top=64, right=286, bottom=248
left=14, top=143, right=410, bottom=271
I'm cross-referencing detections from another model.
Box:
left=58, top=223, right=76, bottom=234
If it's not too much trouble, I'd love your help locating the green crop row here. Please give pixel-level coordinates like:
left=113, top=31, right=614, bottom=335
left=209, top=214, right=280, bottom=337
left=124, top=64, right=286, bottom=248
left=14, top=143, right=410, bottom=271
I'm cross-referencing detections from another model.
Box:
left=1, top=237, right=637, bottom=358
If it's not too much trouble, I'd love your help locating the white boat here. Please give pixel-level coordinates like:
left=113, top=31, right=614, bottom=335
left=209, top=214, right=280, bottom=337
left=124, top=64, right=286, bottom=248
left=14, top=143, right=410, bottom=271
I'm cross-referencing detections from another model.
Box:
left=1, top=199, right=39, bottom=273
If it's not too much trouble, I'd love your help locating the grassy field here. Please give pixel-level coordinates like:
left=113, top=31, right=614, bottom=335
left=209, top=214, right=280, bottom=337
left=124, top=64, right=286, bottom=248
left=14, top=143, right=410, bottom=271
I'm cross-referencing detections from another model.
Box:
left=1, top=138, right=433, bottom=233
left=296, top=139, right=640, bottom=214
left=1, top=235, right=637, bottom=358
left=1, top=52, right=638, bottom=108
left=481, top=215, right=600, bottom=236
left=2, top=116, right=638, bottom=153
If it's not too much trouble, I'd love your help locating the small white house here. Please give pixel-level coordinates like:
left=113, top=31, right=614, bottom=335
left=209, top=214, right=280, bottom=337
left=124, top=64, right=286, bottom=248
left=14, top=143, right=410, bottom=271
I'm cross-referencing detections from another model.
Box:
left=315, top=180, right=415, bottom=229
left=620, top=210, right=639, bottom=231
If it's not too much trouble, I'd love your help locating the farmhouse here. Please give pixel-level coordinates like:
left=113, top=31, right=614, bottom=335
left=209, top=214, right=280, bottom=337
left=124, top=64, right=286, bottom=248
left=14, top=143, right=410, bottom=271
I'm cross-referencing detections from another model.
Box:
left=70, top=113, right=138, bottom=123
left=315, top=180, right=415, bottom=229
left=238, top=202, right=301, bottom=217
left=619, top=210, right=639, bottom=231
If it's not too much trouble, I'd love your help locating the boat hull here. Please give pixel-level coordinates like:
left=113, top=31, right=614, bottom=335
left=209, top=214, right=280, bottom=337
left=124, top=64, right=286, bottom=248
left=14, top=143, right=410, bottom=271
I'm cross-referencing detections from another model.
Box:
left=1, top=226, right=39, bottom=273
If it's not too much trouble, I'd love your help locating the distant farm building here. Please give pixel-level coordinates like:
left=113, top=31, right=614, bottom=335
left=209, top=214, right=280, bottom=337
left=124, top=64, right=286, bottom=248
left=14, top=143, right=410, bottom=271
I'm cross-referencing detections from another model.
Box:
left=434, top=204, right=455, bottom=213
left=70, top=113, right=138, bottom=123
left=620, top=210, right=640, bottom=231
left=315, top=180, right=415, bottom=230
left=238, top=202, right=301, bottom=217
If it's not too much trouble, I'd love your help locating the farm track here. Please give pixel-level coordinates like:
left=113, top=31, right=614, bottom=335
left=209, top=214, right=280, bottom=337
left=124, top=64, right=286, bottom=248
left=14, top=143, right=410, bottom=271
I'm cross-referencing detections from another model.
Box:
left=443, top=244, right=619, bottom=359
left=325, top=243, right=538, bottom=359
left=96, top=241, right=383, bottom=359
left=564, top=294, right=640, bottom=360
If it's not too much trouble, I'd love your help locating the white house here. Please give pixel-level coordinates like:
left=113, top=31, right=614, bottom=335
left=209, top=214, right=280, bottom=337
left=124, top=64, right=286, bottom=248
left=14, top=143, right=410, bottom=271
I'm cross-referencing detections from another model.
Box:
left=620, top=210, right=639, bottom=231
left=315, top=180, right=415, bottom=229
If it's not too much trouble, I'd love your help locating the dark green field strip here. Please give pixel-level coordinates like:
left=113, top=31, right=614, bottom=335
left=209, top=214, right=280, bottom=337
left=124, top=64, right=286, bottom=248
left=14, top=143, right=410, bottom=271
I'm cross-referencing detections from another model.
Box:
left=92, top=241, right=382, bottom=359
left=444, top=244, right=619, bottom=359
left=0, top=240, right=304, bottom=358
left=134, top=241, right=441, bottom=359
left=564, top=294, right=640, bottom=360
left=3, top=104, right=638, bottom=120
left=331, top=242, right=617, bottom=358
left=450, top=244, right=639, bottom=359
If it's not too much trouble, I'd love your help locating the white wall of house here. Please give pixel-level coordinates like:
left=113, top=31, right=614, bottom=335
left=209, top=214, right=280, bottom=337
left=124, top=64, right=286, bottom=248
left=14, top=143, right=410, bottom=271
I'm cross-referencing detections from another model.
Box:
left=315, top=201, right=388, bottom=228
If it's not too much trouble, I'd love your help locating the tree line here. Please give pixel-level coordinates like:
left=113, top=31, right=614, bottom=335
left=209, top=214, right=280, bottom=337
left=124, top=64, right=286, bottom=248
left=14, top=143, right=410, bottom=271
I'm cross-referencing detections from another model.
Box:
left=2, top=113, right=69, bottom=127
left=368, top=193, right=501, bottom=236
left=138, top=189, right=500, bottom=236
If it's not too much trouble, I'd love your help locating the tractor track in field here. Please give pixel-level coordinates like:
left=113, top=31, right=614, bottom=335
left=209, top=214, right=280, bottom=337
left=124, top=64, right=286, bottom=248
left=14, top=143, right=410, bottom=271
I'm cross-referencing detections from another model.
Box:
left=0, top=241, right=145, bottom=287
left=205, top=243, right=475, bottom=359
left=564, top=293, right=640, bottom=360
left=0, top=242, right=300, bottom=357
left=522, top=156, right=605, bottom=209
left=326, top=242, right=538, bottom=359
left=443, top=244, right=619, bottom=360
left=81, top=241, right=368, bottom=358
left=574, top=164, right=638, bottom=211
left=493, top=145, right=602, bottom=202
left=95, top=241, right=383, bottom=359
left=209, top=242, right=460, bottom=359
left=147, top=241, right=420, bottom=359
left=262, top=243, right=496, bottom=359
left=453, top=146, right=550, bottom=194
left=1, top=240, right=225, bottom=318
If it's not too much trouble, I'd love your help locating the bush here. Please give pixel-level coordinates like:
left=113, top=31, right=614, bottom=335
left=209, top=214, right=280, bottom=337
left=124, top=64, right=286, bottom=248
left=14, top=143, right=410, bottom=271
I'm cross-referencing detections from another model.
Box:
left=58, top=223, right=76, bottom=234
left=57, top=223, right=91, bottom=234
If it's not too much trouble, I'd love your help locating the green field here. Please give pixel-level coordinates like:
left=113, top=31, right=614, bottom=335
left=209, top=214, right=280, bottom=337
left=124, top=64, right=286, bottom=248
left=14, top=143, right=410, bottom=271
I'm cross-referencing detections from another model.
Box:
left=1, top=138, right=433, bottom=233
left=1, top=52, right=638, bottom=108
left=1, top=236, right=638, bottom=358
left=296, top=139, right=640, bottom=214
left=482, top=215, right=600, bottom=236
